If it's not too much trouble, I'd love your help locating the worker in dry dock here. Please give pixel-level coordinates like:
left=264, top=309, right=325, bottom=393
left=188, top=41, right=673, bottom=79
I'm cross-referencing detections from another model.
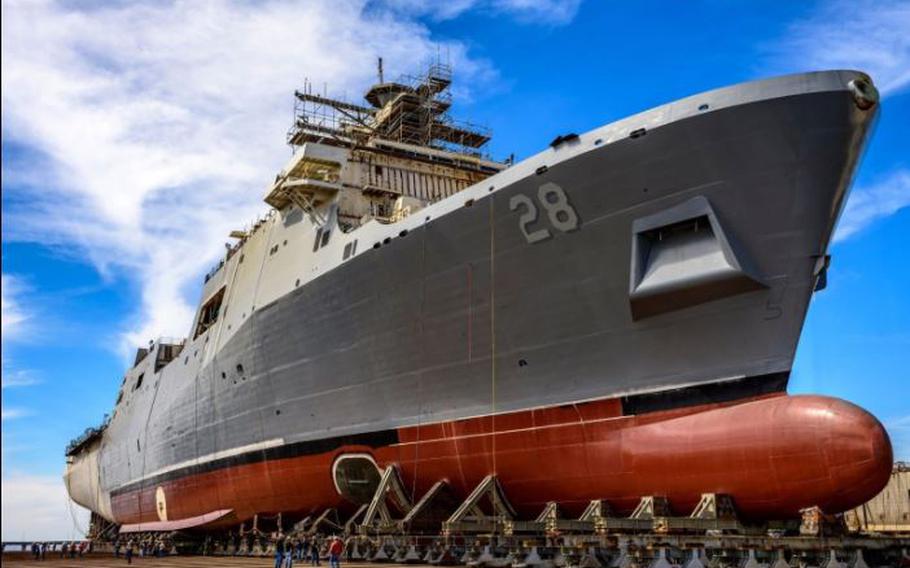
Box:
left=328, top=536, right=343, bottom=568
left=308, top=536, right=320, bottom=566
left=284, top=538, right=295, bottom=568
left=274, top=532, right=287, bottom=568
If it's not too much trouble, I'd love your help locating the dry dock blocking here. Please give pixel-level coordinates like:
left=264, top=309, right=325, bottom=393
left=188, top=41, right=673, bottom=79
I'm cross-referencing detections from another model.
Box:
left=1, top=555, right=398, bottom=567
left=3, top=541, right=910, bottom=568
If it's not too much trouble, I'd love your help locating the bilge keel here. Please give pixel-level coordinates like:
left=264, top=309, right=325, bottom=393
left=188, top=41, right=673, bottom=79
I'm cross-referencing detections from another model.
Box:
left=64, top=66, right=891, bottom=531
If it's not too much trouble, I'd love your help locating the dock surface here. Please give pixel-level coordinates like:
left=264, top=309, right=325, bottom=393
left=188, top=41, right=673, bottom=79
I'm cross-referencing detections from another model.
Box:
left=2, top=555, right=386, bottom=567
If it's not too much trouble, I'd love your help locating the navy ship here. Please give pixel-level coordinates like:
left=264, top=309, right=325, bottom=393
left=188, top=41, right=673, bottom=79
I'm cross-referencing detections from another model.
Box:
left=65, top=64, right=892, bottom=532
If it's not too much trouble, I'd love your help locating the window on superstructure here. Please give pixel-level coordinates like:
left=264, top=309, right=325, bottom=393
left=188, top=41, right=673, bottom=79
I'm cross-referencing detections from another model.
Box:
left=133, top=373, right=144, bottom=391
left=313, top=228, right=331, bottom=251
left=154, top=343, right=183, bottom=372
left=193, top=287, right=225, bottom=339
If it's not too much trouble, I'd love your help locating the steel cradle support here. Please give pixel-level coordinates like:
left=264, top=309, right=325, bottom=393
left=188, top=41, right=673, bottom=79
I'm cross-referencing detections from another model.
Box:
left=443, top=475, right=516, bottom=535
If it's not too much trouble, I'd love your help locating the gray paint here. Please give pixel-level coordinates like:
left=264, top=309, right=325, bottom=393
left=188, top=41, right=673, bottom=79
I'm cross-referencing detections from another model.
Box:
left=78, top=71, right=875, bottom=515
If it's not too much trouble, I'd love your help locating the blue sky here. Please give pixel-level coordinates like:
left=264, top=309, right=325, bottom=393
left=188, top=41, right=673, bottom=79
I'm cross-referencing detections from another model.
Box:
left=2, top=0, right=908, bottom=540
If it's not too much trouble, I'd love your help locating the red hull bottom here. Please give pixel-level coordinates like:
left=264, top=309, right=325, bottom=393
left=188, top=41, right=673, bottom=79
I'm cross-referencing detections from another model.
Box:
left=112, top=394, right=892, bottom=527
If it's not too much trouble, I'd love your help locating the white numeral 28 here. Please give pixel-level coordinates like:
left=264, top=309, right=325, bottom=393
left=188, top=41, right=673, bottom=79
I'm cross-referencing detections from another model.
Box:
left=509, top=182, right=579, bottom=244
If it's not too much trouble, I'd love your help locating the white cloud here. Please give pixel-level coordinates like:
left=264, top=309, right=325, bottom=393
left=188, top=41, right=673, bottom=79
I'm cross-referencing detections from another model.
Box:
left=380, top=0, right=582, bottom=25
left=768, top=0, right=910, bottom=95
left=1, top=0, right=497, bottom=356
left=1, top=274, right=29, bottom=341
left=1, top=473, right=89, bottom=541
left=1, top=408, right=32, bottom=421
left=493, top=0, right=581, bottom=24
left=1, top=370, right=41, bottom=390
left=0, top=274, right=40, bottom=391
left=834, top=169, right=910, bottom=242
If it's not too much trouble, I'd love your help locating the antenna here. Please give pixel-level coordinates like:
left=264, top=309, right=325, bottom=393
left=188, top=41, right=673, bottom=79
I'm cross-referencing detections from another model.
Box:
left=378, top=57, right=384, bottom=84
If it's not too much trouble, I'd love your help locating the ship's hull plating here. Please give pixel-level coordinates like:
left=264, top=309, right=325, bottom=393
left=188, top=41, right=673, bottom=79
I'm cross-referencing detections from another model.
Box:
left=109, top=392, right=891, bottom=526
left=65, top=71, right=892, bottom=528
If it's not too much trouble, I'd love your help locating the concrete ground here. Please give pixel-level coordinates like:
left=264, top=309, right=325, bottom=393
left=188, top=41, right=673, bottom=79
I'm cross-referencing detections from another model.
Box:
left=1, top=554, right=387, bottom=567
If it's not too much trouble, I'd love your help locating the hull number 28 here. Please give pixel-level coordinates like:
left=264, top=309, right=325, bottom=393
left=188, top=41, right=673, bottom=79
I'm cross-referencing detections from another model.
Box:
left=509, top=182, right=579, bottom=244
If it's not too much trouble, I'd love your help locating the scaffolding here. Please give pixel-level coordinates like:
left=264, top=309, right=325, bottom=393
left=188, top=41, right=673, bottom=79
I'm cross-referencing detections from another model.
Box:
left=287, top=59, right=492, bottom=157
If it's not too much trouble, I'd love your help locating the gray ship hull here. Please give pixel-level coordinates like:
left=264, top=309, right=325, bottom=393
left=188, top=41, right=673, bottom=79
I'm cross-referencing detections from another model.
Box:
left=64, top=70, right=889, bottom=527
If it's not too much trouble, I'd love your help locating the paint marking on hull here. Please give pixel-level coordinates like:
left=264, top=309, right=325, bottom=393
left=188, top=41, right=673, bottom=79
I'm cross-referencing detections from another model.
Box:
left=130, top=438, right=285, bottom=484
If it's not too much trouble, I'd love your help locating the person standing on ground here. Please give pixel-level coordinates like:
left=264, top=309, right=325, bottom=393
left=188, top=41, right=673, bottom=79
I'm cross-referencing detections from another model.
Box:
left=284, top=537, right=294, bottom=568
left=274, top=532, right=286, bottom=568
left=309, top=536, right=321, bottom=566
left=328, top=536, right=343, bottom=568
left=125, top=539, right=134, bottom=565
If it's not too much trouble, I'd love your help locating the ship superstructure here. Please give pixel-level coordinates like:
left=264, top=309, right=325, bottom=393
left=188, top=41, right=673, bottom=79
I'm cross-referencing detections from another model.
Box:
left=269, top=60, right=503, bottom=231
left=65, top=64, right=892, bottom=535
